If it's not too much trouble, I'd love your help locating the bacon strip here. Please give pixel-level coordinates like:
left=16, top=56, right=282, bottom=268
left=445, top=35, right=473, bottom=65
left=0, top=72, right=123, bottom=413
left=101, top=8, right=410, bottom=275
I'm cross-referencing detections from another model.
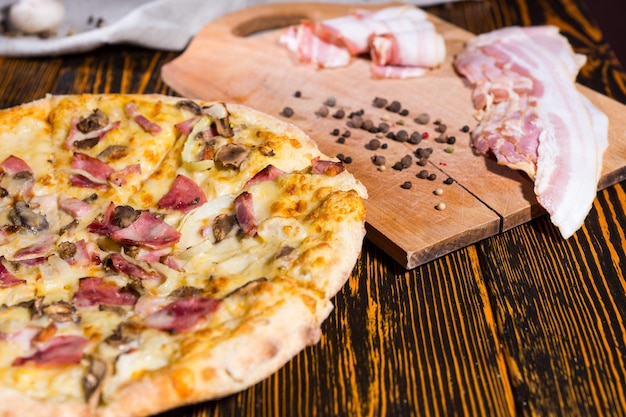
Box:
left=158, top=175, right=207, bottom=213
left=453, top=25, right=609, bottom=238
left=12, top=335, right=89, bottom=366
left=144, top=296, right=221, bottom=333
left=311, top=157, right=345, bottom=176
left=59, top=197, right=92, bottom=218
left=73, top=277, right=138, bottom=307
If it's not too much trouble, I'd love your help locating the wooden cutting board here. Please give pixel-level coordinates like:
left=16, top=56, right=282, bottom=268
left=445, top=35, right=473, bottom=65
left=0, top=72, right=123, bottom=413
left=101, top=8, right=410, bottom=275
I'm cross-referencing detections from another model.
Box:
left=161, top=2, right=626, bottom=269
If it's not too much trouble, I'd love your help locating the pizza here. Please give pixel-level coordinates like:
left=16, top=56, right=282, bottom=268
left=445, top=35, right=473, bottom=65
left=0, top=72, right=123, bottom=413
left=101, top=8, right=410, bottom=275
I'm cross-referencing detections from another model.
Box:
left=0, top=94, right=367, bottom=417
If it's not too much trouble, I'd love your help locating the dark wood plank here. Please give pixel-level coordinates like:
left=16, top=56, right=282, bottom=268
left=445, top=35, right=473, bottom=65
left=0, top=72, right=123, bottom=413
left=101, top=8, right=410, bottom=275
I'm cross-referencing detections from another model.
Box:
left=0, top=56, right=62, bottom=108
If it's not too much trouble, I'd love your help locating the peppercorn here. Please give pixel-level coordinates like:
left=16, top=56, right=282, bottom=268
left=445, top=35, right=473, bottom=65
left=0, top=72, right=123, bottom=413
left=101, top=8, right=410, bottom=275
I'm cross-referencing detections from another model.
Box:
left=447, top=136, right=456, bottom=144
left=435, top=123, right=447, bottom=133
left=416, top=170, right=429, bottom=179
left=373, top=97, right=388, bottom=108
left=399, top=109, right=409, bottom=116
left=371, top=155, right=386, bottom=166
left=378, top=122, right=390, bottom=133
left=408, top=132, right=422, bottom=145
left=434, top=188, right=444, bottom=195
left=325, top=96, right=336, bottom=107
left=428, top=173, right=437, bottom=181
left=395, top=130, right=409, bottom=142
left=444, top=146, right=454, bottom=153
left=392, top=162, right=404, bottom=170
left=341, top=130, right=351, bottom=138
left=416, top=158, right=428, bottom=166
left=362, top=119, right=375, bottom=131
left=316, top=106, right=329, bottom=117
left=381, top=143, right=388, bottom=149
left=294, top=90, right=302, bottom=98
left=350, top=115, right=364, bottom=129
left=367, top=139, right=381, bottom=150
left=281, top=107, right=294, bottom=117
left=400, top=154, right=412, bottom=168
left=385, top=100, right=402, bottom=113
left=444, top=177, right=454, bottom=185
left=415, top=113, right=430, bottom=125
left=435, top=202, right=446, bottom=211
left=330, top=128, right=340, bottom=136
left=400, top=181, right=412, bottom=189
left=336, top=137, right=345, bottom=144
left=332, top=109, right=345, bottom=119
left=461, top=125, right=470, bottom=133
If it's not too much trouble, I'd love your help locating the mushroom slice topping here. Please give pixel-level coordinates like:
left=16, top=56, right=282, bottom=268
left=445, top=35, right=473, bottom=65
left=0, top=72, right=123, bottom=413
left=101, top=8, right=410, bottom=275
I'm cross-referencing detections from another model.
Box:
left=214, top=143, right=249, bottom=170
left=8, top=200, right=49, bottom=233
left=213, top=213, right=238, bottom=242
left=202, top=102, right=234, bottom=138
left=82, top=356, right=111, bottom=406
left=77, top=109, right=109, bottom=134
left=177, top=100, right=202, bottom=115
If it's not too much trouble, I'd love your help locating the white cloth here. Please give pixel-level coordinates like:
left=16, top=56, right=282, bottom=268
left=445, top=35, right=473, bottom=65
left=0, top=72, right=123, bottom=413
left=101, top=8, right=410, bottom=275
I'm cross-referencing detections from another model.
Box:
left=0, top=0, right=465, bottom=57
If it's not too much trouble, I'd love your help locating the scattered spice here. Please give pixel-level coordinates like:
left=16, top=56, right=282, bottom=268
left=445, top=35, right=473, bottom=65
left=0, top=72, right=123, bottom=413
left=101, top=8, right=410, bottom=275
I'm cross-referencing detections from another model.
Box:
left=378, top=122, right=390, bottom=133
left=428, top=173, right=437, bottom=181
left=444, top=146, right=454, bottom=153
left=399, top=109, right=409, bottom=116
left=408, top=132, right=422, bottom=145
left=435, top=202, right=446, bottom=211
left=350, top=115, right=364, bottom=129
left=281, top=107, right=294, bottom=117
left=416, top=158, right=428, bottom=166
left=461, top=125, right=470, bottom=133
left=447, top=136, right=456, bottom=145
left=294, top=90, right=302, bottom=98
left=421, top=132, right=429, bottom=139
left=325, top=96, right=337, bottom=107
left=395, top=130, right=409, bottom=143
left=435, top=123, right=447, bottom=133
left=401, top=181, right=413, bottom=189
left=381, top=143, right=388, bottom=149
left=331, top=128, right=340, bottom=136
left=434, top=188, right=444, bottom=196
left=444, top=177, right=454, bottom=185
left=341, top=130, right=351, bottom=138
left=336, top=137, right=346, bottom=144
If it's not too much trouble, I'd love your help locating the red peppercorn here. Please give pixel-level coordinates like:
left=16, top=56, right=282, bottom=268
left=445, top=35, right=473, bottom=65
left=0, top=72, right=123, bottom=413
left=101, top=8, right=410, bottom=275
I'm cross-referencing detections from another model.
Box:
left=421, top=132, right=429, bottom=139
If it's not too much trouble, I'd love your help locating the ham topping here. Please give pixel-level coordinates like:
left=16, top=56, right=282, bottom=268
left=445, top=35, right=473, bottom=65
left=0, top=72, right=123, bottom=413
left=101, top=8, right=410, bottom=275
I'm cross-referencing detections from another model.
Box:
left=109, top=211, right=181, bottom=250
left=59, top=197, right=92, bottom=218
left=73, top=277, right=138, bottom=307
left=144, top=296, right=221, bottom=333
left=124, top=102, right=162, bottom=135
left=106, top=253, right=163, bottom=281
left=245, top=165, right=285, bottom=188
left=311, top=157, right=345, bottom=176
left=12, top=334, right=89, bottom=366
left=0, top=260, right=25, bottom=287
left=70, top=152, right=114, bottom=189
left=1, top=155, right=32, bottom=176
left=158, top=175, right=207, bottom=213
left=64, top=113, right=120, bottom=150
left=453, top=25, right=609, bottom=238
left=234, top=191, right=257, bottom=237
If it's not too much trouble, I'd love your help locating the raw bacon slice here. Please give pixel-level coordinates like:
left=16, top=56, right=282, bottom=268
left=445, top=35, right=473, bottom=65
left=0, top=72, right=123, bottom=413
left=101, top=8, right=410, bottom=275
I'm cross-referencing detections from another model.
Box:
left=369, top=28, right=445, bottom=69
left=12, top=334, right=89, bottom=366
left=279, top=21, right=352, bottom=68
left=158, top=175, right=207, bottom=213
left=73, top=277, right=138, bottom=307
left=454, top=25, right=609, bottom=238
left=109, top=211, right=181, bottom=250
left=144, top=296, right=221, bottom=333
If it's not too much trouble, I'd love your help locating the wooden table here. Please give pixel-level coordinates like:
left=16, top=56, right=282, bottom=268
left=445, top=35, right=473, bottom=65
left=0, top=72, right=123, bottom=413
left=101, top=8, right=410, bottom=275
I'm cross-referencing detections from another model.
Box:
left=1, top=0, right=625, bottom=416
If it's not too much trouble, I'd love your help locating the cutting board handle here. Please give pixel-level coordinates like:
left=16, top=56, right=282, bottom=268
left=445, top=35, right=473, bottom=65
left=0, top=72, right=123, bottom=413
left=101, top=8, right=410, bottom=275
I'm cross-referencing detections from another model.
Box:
left=201, top=2, right=405, bottom=38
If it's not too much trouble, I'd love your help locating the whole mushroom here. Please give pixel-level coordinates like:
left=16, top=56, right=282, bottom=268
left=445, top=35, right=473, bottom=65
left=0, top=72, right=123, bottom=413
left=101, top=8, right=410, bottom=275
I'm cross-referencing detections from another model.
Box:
left=8, top=0, right=65, bottom=35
